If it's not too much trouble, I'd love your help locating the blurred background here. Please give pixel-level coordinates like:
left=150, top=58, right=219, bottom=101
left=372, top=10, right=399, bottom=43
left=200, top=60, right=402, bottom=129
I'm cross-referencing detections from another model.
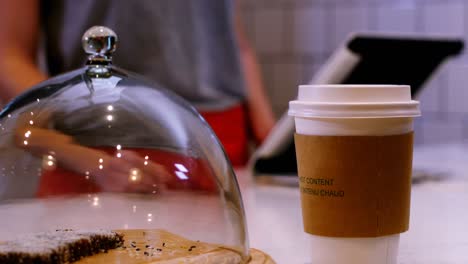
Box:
left=239, top=0, right=468, bottom=146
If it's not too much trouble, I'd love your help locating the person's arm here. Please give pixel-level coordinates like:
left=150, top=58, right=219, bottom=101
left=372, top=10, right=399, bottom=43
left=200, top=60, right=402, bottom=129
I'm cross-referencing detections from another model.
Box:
left=0, top=0, right=47, bottom=102
left=234, top=5, right=276, bottom=145
left=14, top=125, right=171, bottom=192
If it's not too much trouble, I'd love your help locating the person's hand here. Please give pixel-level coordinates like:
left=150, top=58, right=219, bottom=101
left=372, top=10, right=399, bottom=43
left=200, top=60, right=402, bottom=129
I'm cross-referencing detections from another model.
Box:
left=16, top=126, right=171, bottom=193
left=86, top=149, right=171, bottom=193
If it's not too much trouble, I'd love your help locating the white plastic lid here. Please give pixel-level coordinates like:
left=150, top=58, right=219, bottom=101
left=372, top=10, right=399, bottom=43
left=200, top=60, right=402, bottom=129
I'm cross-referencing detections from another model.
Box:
left=288, top=85, right=421, bottom=118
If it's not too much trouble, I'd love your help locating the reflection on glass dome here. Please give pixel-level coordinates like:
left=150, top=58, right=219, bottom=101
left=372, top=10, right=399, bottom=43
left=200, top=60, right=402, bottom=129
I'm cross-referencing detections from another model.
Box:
left=0, top=26, right=250, bottom=263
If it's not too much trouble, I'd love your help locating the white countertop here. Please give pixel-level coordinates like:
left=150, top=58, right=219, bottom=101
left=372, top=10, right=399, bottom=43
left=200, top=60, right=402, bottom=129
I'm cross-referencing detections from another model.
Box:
left=0, top=143, right=466, bottom=263
left=242, top=143, right=468, bottom=264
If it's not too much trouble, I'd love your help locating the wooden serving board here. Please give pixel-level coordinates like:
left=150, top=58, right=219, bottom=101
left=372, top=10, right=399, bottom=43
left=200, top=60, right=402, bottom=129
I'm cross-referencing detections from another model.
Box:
left=74, top=229, right=274, bottom=264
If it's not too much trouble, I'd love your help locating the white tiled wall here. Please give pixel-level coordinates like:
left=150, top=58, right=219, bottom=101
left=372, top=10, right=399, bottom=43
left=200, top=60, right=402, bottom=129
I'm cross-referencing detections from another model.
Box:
left=254, top=8, right=286, bottom=54
left=422, top=2, right=465, bottom=37
left=293, top=7, right=326, bottom=55
left=332, top=6, right=370, bottom=49
left=447, top=64, right=468, bottom=113
left=241, top=0, right=468, bottom=145
left=376, top=7, right=417, bottom=33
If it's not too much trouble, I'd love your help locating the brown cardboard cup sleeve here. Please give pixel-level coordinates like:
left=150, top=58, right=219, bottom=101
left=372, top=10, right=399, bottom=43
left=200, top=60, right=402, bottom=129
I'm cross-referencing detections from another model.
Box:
left=294, top=133, right=413, bottom=237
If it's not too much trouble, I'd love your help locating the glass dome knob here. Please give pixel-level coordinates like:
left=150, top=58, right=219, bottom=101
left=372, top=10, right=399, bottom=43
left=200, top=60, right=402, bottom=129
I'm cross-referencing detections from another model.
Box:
left=82, top=26, right=118, bottom=65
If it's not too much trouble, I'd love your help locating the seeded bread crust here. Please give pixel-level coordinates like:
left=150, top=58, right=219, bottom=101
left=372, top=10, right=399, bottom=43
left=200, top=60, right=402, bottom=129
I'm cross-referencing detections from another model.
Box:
left=0, top=229, right=124, bottom=264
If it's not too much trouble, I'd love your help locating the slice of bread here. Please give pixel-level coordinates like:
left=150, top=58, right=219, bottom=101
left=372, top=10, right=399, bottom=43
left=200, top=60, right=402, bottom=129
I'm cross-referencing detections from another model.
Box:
left=0, top=229, right=123, bottom=264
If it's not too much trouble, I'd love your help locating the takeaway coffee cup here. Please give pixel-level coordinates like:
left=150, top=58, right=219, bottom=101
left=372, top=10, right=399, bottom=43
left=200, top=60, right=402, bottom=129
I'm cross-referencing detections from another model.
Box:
left=288, top=85, right=420, bottom=264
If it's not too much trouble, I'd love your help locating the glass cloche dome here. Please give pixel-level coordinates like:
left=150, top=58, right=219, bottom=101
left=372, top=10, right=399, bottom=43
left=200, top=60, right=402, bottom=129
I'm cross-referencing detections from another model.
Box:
left=0, top=26, right=252, bottom=263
